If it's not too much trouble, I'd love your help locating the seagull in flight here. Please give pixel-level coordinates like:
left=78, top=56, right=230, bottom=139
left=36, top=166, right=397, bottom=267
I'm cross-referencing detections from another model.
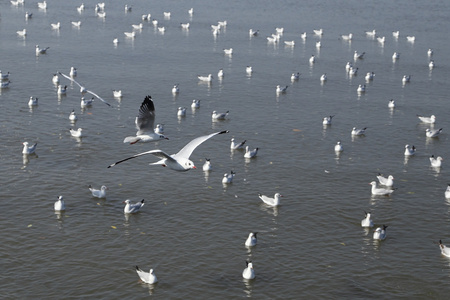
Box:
left=123, top=96, right=168, bottom=144
left=58, top=72, right=112, bottom=107
left=108, top=131, right=229, bottom=171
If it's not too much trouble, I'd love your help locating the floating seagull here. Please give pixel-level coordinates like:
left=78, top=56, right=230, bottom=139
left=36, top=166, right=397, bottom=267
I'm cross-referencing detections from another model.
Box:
left=157, top=26, right=166, bottom=33
left=426, top=128, right=442, bottom=138
left=357, top=84, right=366, bottom=93
left=136, top=266, right=157, bottom=284
left=361, top=211, right=374, bottom=227
left=309, top=55, right=315, bottom=64
left=354, top=51, right=365, bottom=59
left=52, top=74, right=60, bottom=84
left=430, top=155, right=443, bottom=167
left=313, top=28, right=323, bottom=35
left=245, top=232, right=257, bottom=247
left=223, top=48, right=233, bottom=55
left=275, top=27, right=283, bottom=34
left=334, top=141, right=343, bottom=152
left=284, top=40, right=295, bottom=46
left=291, top=72, right=300, bottom=81
left=188, top=7, right=194, bottom=15
left=406, top=35, right=415, bottom=42
left=108, top=131, right=229, bottom=172
left=69, top=67, right=77, bottom=77
left=70, top=128, right=83, bottom=138
left=17, top=29, right=27, bottom=37
left=259, top=193, right=282, bottom=206
left=266, top=36, right=277, bottom=43
left=341, top=33, right=353, bottom=40
left=37, top=0, right=47, bottom=9
left=125, top=4, right=132, bottom=12
left=181, top=23, right=190, bottom=29
left=244, top=146, right=258, bottom=158
left=428, top=49, right=433, bottom=57
left=97, top=11, right=106, bottom=18
left=113, top=38, right=119, bottom=45
left=58, top=72, right=112, bottom=107
left=365, top=72, right=375, bottom=81
left=132, top=23, right=143, bottom=30
left=69, top=110, right=77, bottom=122
left=202, top=158, right=212, bottom=171
left=1, top=81, right=11, bottom=89
left=376, top=36, right=386, bottom=44
left=392, top=52, right=400, bottom=60
left=377, top=174, right=394, bottom=187
left=249, top=29, right=259, bottom=36
left=154, top=124, right=164, bottom=134
left=276, top=85, right=288, bottom=93
left=222, top=171, right=235, bottom=184
left=365, top=29, right=376, bottom=36
left=392, top=31, right=400, bottom=38
left=80, top=97, right=94, bottom=108
left=123, top=199, right=145, bottom=214
left=402, top=75, right=411, bottom=83
left=191, top=99, right=200, bottom=109
left=301, top=32, right=307, bottom=39
left=57, top=85, right=67, bottom=95
left=152, top=19, right=158, bottom=26
left=36, top=45, right=50, bottom=55
left=113, top=90, right=122, bottom=98
left=345, top=62, right=352, bottom=71
left=230, top=138, right=246, bottom=150
left=198, top=74, right=213, bottom=82
left=124, top=31, right=136, bottom=38
left=370, top=181, right=394, bottom=196
left=417, top=114, right=436, bottom=124
left=322, top=115, right=334, bottom=125
left=218, top=69, right=224, bottom=78
left=404, top=144, right=416, bottom=156
left=163, top=11, right=171, bottom=18
left=373, top=225, right=388, bottom=240
left=89, top=185, right=108, bottom=198
left=0, top=71, right=10, bottom=80
left=246, top=66, right=253, bottom=74
left=212, top=110, right=229, bottom=120
left=315, top=41, right=321, bottom=48
left=123, top=96, right=168, bottom=144
left=351, top=127, right=366, bottom=136
left=54, top=196, right=65, bottom=212
left=171, top=84, right=179, bottom=94
left=242, top=261, right=255, bottom=280
left=71, top=21, right=81, bottom=27
left=320, top=74, right=327, bottom=82
left=177, top=107, right=186, bottom=117
left=439, top=240, right=450, bottom=258
left=388, top=99, right=396, bottom=108
left=25, top=12, right=32, bottom=19
left=22, top=142, right=37, bottom=154
left=28, top=97, right=38, bottom=106
left=429, top=60, right=435, bottom=69
left=445, top=184, right=450, bottom=199
left=77, top=3, right=84, bottom=13
left=348, top=67, right=358, bottom=76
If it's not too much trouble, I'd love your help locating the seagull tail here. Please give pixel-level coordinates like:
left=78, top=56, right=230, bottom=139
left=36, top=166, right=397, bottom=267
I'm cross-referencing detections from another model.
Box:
left=123, top=136, right=141, bottom=144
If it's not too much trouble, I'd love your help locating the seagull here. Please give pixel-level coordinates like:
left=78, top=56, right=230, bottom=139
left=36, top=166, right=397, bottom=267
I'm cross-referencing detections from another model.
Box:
left=1, top=81, right=11, bottom=89
left=376, top=36, right=386, bottom=44
left=52, top=74, right=60, bottom=84
left=417, top=114, right=435, bottom=123
left=406, top=36, right=415, bottom=42
left=218, top=69, right=224, bottom=78
left=71, top=21, right=81, bottom=27
left=426, top=128, right=442, bottom=138
left=392, top=52, right=400, bottom=60
left=181, top=23, right=190, bottom=29
left=320, top=74, right=327, bottom=82
left=54, top=196, right=65, bottom=211
left=345, top=62, right=352, bottom=71
left=230, top=138, right=246, bottom=150
left=430, top=155, right=443, bottom=167
left=77, top=3, right=85, bottom=13
left=404, top=144, right=416, bottom=156
left=402, top=75, right=411, bottom=83
left=58, top=72, right=112, bottom=107
left=249, top=29, right=259, bottom=36
left=284, top=40, right=295, bottom=46
left=313, top=28, right=323, bottom=35
left=291, top=72, right=300, bottom=81
left=136, top=266, right=158, bottom=284
left=202, top=158, right=212, bottom=172
left=171, top=84, right=179, bottom=94
left=212, top=110, right=229, bottom=120
left=28, top=97, right=38, bottom=106
left=245, top=232, right=257, bottom=247
left=89, top=185, right=107, bottom=198
left=301, top=32, right=307, bottom=39
left=373, top=225, right=388, bottom=240
left=36, top=45, right=50, bottom=55
left=69, top=110, right=77, bottom=122
left=191, top=99, right=200, bottom=109
left=70, top=128, right=83, bottom=138
left=334, top=141, right=343, bottom=152
left=125, top=4, right=132, bottom=12
left=370, top=181, right=394, bottom=196
left=223, top=48, right=233, bottom=55
left=17, top=29, right=27, bottom=37
left=428, top=49, right=434, bottom=56
left=392, top=31, right=400, bottom=38
left=348, top=67, right=358, bottom=76
left=177, top=107, right=186, bottom=117
left=0, top=71, right=10, bottom=80
left=97, top=11, right=106, bottom=18
left=439, top=240, right=450, bottom=258
left=113, top=38, right=119, bottom=45
left=22, top=142, right=37, bottom=154
left=80, top=97, right=94, bottom=108
left=123, top=96, right=168, bottom=144
left=163, top=11, right=171, bottom=18
left=309, top=55, right=315, bottom=64
left=361, top=211, right=374, bottom=227
left=37, top=0, right=47, bottom=9
left=132, top=23, right=143, bottom=30
left=57, top=85, right=67, bottom=95
left=113, top=90, right=122, bottom=98
left=259, top=193, right=282, bottom=206
left=341, top=33, right=353, bottom=40
left=275, top=27, right=283, bottom=34
left=244, top=146, right=258, bottom=158
left=124, top=31, right=136, bottom=38
left=445, top=184, right=450, bottom=199
left=123, top=199, right=145, bottom=214
left=108, top=131, right=229, bottom=172
left=222, top=171, right=235, bottom=184
left=25, top=12, right=33, bottom=19
left=429, top=60, right=435, bottom=69
left=188, top=7, right=194, bottom=15
left=377, top=174, right=394, bottom=187
left=365, top=72, right=375, bottom=81
left=276, top=85, right=288, bottom=93
left=69, top=67, right=77, bottom=77
left=351, top=127, right=366, bottom=136
left=365, top=29, right=376, bottom=36
left=242, top=261, right=255, bottom=280
left=154, top=124, right=164, bottom=134
left=152, top=19, right=158, bottom=26
left=354, top=51, right=365, bottom=59
left=388, top=99, right=396, bottom=108
left=357, top=84, right=366, bottom=93
left=157, top=26, right=166, bottom=33
left=198, top=74, right=213, bottom=82
left=322, top=115, right=334, bottom=125
left=315, top=41, right=321, bottom=48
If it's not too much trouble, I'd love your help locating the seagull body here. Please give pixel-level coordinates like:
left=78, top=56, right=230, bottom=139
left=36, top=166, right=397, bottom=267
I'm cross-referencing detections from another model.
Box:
left=242, top=261, right=255, bottom=280
left=198, top=74, right=213, bottom=82
left=291, top=72, right=300, bottom=81
left=320, top=74, right=327, bottom=82
left=25, top=12, right=33, bottom=19
left=37, top=1, right=47, bottom=9
left=341, top=33, right=353, bottom=40
left=230, top=138, right=246, bottom=150
left=322, top=115, right=334, bottom=125
left=246, top=66, right=253, bottom=74
left=354, top=51, right=365, bottom=59
left=136, top=266, right=157, bottom=284
left=309, top=55, right=315, bottom=64
left=158, top=26, right=166, bottom=33
left=36, top=45, right=50, bottom=55
left=392, top=52, right=400, bottom=60
left=244, top=146, right=258, bottom=158
left=266, top=36, right=277, bottom=43
left=222, top=171, right=235, bottom=184
left=365, top=72, right=375, bottom=81
left=426, top=128, right=442, bottom=138
left=284, top=40, right=295, bottom=46
left=181, top=23, right=190, bottom=29
left=191, top=99, right=200, bottom=109
left=202, top=159, right=212, bottom=171
left=70, top=128, right=83, bottom=138
left=28, top=97, right=38, bottom=106
left=17, top=29, right=27, bottom=37
left=1, top=81, right=11, bottom=89
left=52, top=74, right=60, bottom=84
left=71, top=21, right=81, bottom=27
left=417, top=114, right=435, bottom=124
left=334, top=141, right=343, bottom=152
left=125, top=5, right=132, bottom=12
left=249, top=29, right=259, bottom=36
left=69, top=110, right=77, bottom=122
left=429, top=60, right=435, bottom=69
left=223, top=48, right=233, bottom=55
left=124, top=96, right=168, bottom=144
left=124, top=31, right=136, bottom=38
left=123, top=199, right=145, bottom=214
left=218, top=69, right=224, bottom=78
left=313, top=28, right=323, bottom=35
left=392, top=31, right=400, bottom=38
left=132, top=23, right=143, bottom=30
left=370, top=181, right=394, bottom=196
left=89, top=185, right=107, bottom=198
left=58, top=72, right=112, bottom=107
left=276, top=85, right=288, bottom=93
left=177, top=107, right=186, bottom=117
left=439, top=240, right=450, bottom=257
left=430, top=155, right=443, bottom=167
left=377, top=174, right=394, bottom=187
left=113, top=38, right=119, bottom=45
left=108, top=131, right=229, bottom=172
left=361, top=212, right=374, bottom=227
left=212, top=110, right=229, bottom=120
left=97, top=11, right=106, bottom=18
left=357, top=84, right=366, bottom=93
left=245, top=232, right=257, bottom=247
left=388, top=99, right=396, bottom=108
left=80, top=97, right=94, bottom=108
left=154, top=124, right=164, bottom=134
left=113, top=90, right=122, bottom=98
left=0, top=71, right=10, bottom=80
left=376, top=36, right=386, bottom=44
left=171, top=84, right=179, bottom=94
left=445, top=185, right=450, bottom=199
left=402, top=75, right=411, bottom=83
left=316, top=41, right=321, bottom=48
left=428, top=49, right=433, bottom=56
left=188, top=7, right=194, bottom=15
left=349, top=67, right=358, bottom=76
left=77, top=3, right=84, bottom=13
left=406, top=36, right=415, bottom=42
left=345, top=62, right=352, bottom=71
left=54, top=196, right=65, bottom=211
left=373, top=225, right=388, bottom=240
left=259, top=193, right=282, bottom=206
left=69, top=67, right=77, bottom=77
left=351, top=127, right=366, bottom=136
left=57, top=85, right=67, bottom=95
left=365, top=29, right=376, bottom=36
left=404, top=144, right=416, bottom=156
left=22, top=142, right=37, bottom=154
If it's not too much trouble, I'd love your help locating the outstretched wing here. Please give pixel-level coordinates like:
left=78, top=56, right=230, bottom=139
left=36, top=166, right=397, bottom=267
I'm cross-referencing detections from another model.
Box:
left=175, top=130, right=229, bottom=160
left=135, top=96, right=156, bottom=134
left=108, top=149, right=174, bottom=168
left=85, top=89, right=112, bottom=107
left=58, top=72, right=83, bottom=89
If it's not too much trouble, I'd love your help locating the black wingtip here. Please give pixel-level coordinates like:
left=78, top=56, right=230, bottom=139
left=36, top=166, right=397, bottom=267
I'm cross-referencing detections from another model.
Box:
left=219, top=130, right=229, bottom=135
left=141, top=199, right=145, bottom=203
left=136, top=266, right=140, bottom=271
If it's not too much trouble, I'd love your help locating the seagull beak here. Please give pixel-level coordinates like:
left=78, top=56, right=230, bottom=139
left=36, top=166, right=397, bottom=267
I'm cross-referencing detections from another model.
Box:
left=165, top=137, right=169, bottom=140
left=192, top=166, right=197, bottom=169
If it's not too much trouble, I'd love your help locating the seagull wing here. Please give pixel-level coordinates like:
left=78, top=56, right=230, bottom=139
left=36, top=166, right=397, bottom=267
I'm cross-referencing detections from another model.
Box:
left=108, top=149, right=174, bottom=168
left=136, top=266, right=149, bottom=283
left=85, top=89, right=112, bottom=107
left=174, top=130, right=229, bottom=160
left=58, top=72, right=84, bottom=89
left=135, top=96, right=156, bottom=134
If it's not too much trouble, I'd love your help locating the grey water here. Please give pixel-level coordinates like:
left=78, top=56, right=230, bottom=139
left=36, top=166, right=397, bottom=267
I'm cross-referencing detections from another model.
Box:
left=1, top=0, right=450, bottom=298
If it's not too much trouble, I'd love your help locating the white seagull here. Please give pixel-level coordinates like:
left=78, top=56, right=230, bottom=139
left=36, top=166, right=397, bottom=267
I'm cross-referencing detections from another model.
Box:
left=354, top=51, right=365, bottom=59
left=323, top=115, right=334, bottom=125
left=54, top=196, right=65, bottom=211
left=373, top=225, right=388, bottom=240
left=69, top=67, right=77, bottom=77
left=0, top=71, right=10, bottom=80
left=177, top=107, right=186, bottom=117
left=404, top=145, right=416, bottom=156
left=351, top=127, right=366, bottom=136
left=357, top=84, right=366, bottom=93
left=57, top=85, right=67, bottom=95
left=365, top=72, right=375, bottom=81
left=309, top=55, right=316, bottom=64
left=402, top=75, right=411, bottom=83
left=202, top=158, right=212, bottom=172
left=212, top=110, right=229, bottom=120
left=242, top=261, right=255, bottom=280
left=17, top=29, right=27, bottom=37
left=388, top=99, right=396, bottom=108
left=230, top=138, right=246, bottom=150
left=244, top=146, right=258, bottom=158
left=428, top=49, right=433, bottom=57
left=426, top=128, right=442, bottom=138
left=430, top=155, right=443, bottom=167
left=37, top=0, right=47, bottom=9
left=392, top=31, right=400, bottom=38
left=136, top=266, right=158, bottom=284
left=123, top=199, right=145, bottom=214
left=222, top=171, right=235, bottom=184
left=70, top=128, right=83, bottom=138
left=370, top=181, right=394, bottom=196
left=341, top=33, right=353, bottom=40
left=191, top=99, right=200, bottom=109
left=361, top=211, right=374, bottom=227
left=348, top=67, right=358, bottom=76
left=365, top=29, right=376, bottom=36
left=439, top=240, right=450, bottom=258
left=58, top=72, right=112, bottom=107
left=445, top=184, right=450, bottom=199
left=154, top=124, right=164, bottom=134
left=259, top=193, right=282, bottom=206
left=429, top=60, right=435, bottom=69
left=80, top=97, right=94, bottom=108
left=320, top=74, right=327, bottom=82
left=291, top=72, right=300, bottom=81
left=198, top=74, right=213, bottom=82
left=113, top=90, right=122, bottom=98
left=25, top=12, right=33, bottom=19
left=71, top=21, right=81, bottom=28
left=417, top=114, right=435, bottom=124
left=406, top=35, right=415, bottom=42
left=22, top=142, right=37, bottom=154
left=124, top=31, right=136, bottom=38
left=246, top=66, right=253, bottom=74
left=218, top=69, right=224, bottom=78
left=223, top=48, right=233, bottom=55
left=108, top=131, right=229, bottom=172
left=69, top=110, right=77, bottom=122
left=171, top=84, right=179, bottom=94
left=89, top=185, right=108, bottom=198
left=392, top=52, right=400, bottom=60
left=245, top=232, right=258, bottom=247
left=377, top=174, right=394, bottom=187
left=28, top=97, right=38, bottom=106
left=334, top=141, right=343, bottom=152
left=36, top=45, right=50, bottom=55
left=52, top=74, right=60, bottom=84
left=249, top=29, right=259, bottom=36
left=313, top=28, right=323, bottom=35
left=276, top=85, right=288, bottom=93
left=124, top=96, right=168, bottom=144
